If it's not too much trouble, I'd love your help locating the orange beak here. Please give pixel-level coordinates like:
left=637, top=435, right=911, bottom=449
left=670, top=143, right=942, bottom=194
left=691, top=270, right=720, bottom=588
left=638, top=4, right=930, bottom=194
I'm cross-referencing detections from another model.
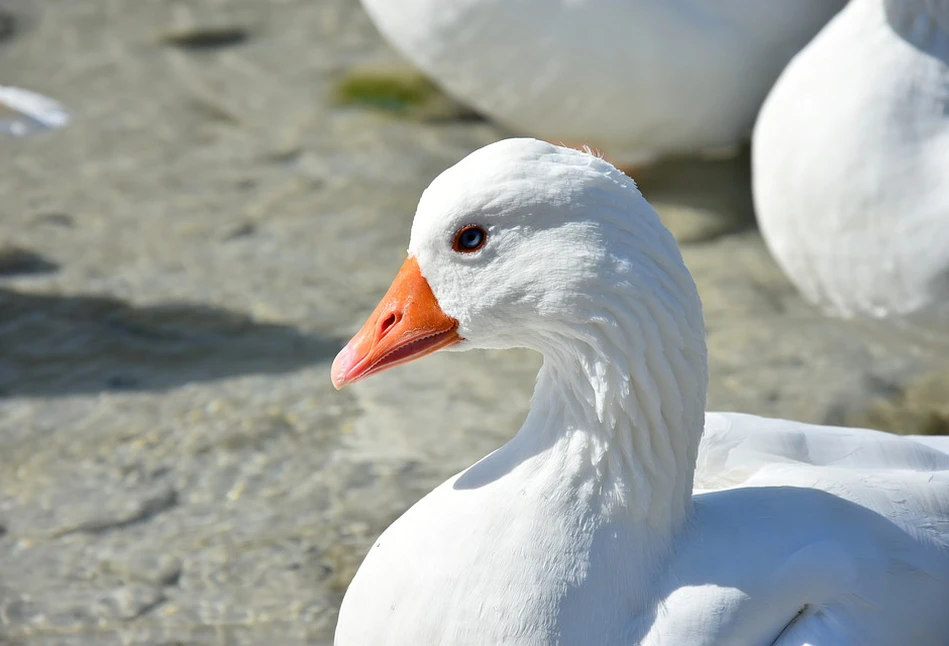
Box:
left=331, top=256, right=461, bottom=389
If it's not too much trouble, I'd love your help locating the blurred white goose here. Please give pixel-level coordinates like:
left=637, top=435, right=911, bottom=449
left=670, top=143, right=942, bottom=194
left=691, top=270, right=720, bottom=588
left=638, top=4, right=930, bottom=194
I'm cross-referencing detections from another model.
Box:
left=332, top=139, right=949, bottom=645
left=359, top=0, right=845, bottom=168
left=753, top=0, right=949, bottom=340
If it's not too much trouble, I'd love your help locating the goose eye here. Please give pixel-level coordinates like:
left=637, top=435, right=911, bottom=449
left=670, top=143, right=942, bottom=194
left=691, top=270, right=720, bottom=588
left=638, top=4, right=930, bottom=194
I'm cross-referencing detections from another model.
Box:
left=452, top=225, right=487, bottom=253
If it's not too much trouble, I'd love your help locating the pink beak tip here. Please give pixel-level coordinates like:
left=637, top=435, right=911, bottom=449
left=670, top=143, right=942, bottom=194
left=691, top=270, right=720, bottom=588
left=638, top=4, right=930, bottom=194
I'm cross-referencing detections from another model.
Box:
left=331, top=344, right=355, bottom=390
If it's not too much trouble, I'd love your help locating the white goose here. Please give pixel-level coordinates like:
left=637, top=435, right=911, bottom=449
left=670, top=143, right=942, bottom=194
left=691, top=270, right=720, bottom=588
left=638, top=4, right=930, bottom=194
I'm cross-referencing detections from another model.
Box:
left=332, top=139, right=949, bottom=645
left=358, top=0, right=845, bottom=169
left=752, top=0, right=949, bottom=340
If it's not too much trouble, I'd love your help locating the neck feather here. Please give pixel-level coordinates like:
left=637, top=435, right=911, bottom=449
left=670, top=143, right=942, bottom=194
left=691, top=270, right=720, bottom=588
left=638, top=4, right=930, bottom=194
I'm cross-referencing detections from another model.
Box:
left=521, top=256, right=708, bottom=531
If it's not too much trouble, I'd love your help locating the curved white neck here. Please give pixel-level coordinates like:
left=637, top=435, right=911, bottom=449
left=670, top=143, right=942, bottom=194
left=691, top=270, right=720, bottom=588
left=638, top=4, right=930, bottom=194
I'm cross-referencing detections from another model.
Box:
left=530, top=341, right=701, bottom=530
left=465, top=289, right=707, bottom=537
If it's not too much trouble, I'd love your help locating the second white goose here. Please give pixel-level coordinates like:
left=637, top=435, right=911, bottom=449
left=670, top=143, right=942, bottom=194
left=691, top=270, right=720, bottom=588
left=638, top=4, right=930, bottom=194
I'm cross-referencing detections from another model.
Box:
left=359, top=0, right=845, bottom=168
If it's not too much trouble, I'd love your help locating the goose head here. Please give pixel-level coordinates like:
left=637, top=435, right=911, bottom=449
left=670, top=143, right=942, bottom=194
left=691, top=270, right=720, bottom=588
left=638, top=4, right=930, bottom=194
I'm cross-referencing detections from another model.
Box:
left=334, top=137, right=706, bottom=381
left=332, top=138, right=708, bottom=519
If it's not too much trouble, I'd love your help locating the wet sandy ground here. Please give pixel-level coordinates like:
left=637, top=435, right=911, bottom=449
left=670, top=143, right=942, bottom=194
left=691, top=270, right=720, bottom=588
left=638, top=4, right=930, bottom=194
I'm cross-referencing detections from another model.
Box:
left=1, top=1, right=946, bottom=644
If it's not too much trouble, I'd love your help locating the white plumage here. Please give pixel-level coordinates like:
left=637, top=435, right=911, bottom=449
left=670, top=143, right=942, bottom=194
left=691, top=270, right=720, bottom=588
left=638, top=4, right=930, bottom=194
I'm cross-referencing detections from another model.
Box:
left=334, top=139, right=949, bottom=645
left=358, top=0, right=845, bottom=167
left=753, top=0, right=949, bottom=341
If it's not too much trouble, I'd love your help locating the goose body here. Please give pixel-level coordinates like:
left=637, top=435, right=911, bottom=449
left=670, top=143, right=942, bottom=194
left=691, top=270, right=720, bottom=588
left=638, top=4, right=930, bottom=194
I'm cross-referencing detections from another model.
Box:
left=752, top=0, right=949, bottom=337
left=358, top=0, right=844, bottom=167
left=332, top=139, right=949, bottom=645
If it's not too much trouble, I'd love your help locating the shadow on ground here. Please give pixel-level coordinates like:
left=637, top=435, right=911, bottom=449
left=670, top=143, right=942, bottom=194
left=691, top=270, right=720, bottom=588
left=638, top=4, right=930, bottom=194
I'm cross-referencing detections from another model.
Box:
left=635, top=145, right=758, bottom=244
left=0, top=288, right=343, bottom=396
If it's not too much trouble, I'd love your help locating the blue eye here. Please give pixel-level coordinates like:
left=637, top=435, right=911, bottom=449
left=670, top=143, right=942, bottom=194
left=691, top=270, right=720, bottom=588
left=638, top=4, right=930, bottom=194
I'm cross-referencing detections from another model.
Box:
left=453, top=225, right=487, bottom=252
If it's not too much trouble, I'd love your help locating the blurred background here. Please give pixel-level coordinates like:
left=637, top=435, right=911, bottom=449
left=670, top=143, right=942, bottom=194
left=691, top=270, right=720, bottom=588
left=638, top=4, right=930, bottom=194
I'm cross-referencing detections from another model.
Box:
left=0, top=0, right=946, bottom=644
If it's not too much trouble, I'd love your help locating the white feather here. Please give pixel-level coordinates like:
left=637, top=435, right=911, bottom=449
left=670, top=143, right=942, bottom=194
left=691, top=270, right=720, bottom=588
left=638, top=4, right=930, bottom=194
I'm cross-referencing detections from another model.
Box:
left=0, top=85, right=70, bottom=136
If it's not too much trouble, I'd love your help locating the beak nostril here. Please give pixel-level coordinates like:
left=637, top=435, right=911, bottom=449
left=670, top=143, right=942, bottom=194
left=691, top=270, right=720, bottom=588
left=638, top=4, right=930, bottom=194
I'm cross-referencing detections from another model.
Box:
left=378, top=312, right=400, bottom=338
